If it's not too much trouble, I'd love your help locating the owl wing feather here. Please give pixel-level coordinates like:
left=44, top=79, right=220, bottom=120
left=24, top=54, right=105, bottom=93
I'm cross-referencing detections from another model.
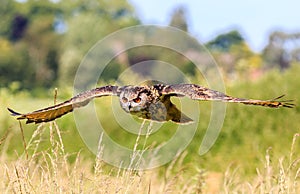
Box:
left=158, top=84, right=295, bottom=108
left=8, top=86, right=119, bottom=124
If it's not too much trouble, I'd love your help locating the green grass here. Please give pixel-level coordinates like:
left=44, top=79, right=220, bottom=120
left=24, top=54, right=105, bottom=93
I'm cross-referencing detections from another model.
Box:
left=0, top=65, right=299, bottom=192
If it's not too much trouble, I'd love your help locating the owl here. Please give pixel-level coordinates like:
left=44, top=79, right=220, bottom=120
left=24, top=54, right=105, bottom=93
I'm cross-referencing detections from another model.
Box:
left=8, top=83, right=294, bottom=124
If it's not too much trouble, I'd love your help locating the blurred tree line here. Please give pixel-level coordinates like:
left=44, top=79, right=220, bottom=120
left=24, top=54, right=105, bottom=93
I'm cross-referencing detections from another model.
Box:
left=0, top=1, right=299, bottom=91
left=0, top=0, right=139, bottom=90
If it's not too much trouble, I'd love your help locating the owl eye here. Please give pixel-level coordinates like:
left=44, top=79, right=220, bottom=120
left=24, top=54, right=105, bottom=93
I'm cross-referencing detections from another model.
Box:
left=133, top=97, right=141, bottom=103
left=122, top=97, right=128, bottom=103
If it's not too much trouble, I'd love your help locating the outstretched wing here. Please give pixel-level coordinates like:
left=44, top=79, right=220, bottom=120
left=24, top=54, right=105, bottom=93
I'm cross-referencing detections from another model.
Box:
left=8, top=86, right=119, bottom=124
left=157, top=84, right=295, bottom=108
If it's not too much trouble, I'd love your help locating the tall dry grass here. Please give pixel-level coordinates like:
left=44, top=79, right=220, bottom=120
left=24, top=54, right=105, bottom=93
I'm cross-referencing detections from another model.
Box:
left=0, top=121, right=205, bottom=193
left=1, top=119, right=300, bottom=193
left=222, top=133, right=300, bottom=193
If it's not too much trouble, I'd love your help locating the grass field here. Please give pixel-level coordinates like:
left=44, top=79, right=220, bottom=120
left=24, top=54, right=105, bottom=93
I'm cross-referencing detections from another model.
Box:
left=0, top=65, right=299, bottom=193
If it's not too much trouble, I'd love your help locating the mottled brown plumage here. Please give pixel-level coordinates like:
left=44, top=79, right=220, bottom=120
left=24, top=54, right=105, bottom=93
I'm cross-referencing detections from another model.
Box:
left=8, top=84, right=295, bottom=124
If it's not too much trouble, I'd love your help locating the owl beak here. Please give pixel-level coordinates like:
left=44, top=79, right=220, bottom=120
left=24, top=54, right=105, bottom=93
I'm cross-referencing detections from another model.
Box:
left=122, top=103, right=131, bottom=113
left=128, top=104, right=132, bottom=111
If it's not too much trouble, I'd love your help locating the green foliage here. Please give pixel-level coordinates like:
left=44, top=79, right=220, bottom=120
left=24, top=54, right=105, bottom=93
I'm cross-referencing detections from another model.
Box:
left=0, top=0, right=62, bottom=89
left=58, top=0, right=139, bottom=85
left=0, top=38, right=33, bottom=88
left=0, top=0, right=139, bottom=89
left=0, top=0, right=18, bottom=38
left=206, top=30, right=244, bottom=52
left=192, top=64, right=299, bottom=176
left=124, top=46, right=197, bottom=79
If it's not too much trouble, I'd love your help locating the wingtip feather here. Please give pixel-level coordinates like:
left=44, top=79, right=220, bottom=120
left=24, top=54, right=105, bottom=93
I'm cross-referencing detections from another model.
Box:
left=7, top=108, right=22, bottom=116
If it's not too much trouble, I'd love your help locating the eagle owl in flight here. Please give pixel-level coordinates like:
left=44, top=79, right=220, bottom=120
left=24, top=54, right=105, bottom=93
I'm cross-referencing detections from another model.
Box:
left=8, top=84, right=294, bottom=124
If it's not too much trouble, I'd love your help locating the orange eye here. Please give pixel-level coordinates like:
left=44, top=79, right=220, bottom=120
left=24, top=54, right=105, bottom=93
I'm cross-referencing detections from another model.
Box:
left=133, top=97, right=141, bottom=103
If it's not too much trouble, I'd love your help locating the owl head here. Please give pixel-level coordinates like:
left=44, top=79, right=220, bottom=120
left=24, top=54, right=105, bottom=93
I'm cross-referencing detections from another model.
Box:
left=119, top=86, right=150, bottom=113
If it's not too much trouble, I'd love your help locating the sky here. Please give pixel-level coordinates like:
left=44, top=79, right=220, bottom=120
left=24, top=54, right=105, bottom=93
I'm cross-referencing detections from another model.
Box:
left=128, top=0, right=300, bottom=52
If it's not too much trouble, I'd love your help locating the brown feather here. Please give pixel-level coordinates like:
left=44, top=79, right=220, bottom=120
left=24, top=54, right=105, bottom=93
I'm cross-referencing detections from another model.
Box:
left=160, top=84, right=295, bottom=108
left=8, top=86, right=119, bottom=124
